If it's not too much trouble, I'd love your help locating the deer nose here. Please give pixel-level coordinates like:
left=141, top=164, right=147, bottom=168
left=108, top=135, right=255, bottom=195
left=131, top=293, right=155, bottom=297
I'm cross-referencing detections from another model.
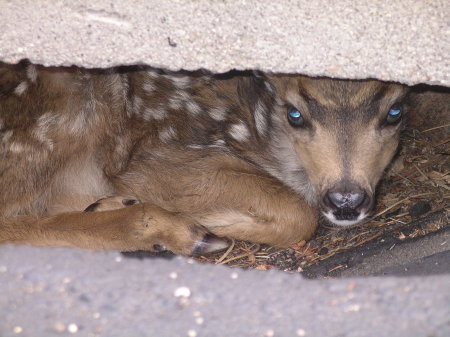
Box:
left=321, top=181, right=372, bottom=225
left=326, top=191, right=366, bottom=210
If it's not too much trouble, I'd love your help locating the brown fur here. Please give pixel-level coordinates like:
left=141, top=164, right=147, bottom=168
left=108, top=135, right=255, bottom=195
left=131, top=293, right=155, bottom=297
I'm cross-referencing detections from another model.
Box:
left=0, top=61, right=408, bottom=255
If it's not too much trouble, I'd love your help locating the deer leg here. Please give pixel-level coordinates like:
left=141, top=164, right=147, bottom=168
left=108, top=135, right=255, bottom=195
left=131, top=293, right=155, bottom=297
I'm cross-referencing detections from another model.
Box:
left=114, top=153, right=319, bottom=248
left=194, top=169, right=319, bottom=247
left=0, top=202, right=228, bottom=255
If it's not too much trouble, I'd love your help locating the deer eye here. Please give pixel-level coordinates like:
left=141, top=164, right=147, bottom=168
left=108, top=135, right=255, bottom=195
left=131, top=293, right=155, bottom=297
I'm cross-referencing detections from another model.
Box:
left=386, top=104, right=402, bottom=124
left=287, top=107, right=304, bottom=127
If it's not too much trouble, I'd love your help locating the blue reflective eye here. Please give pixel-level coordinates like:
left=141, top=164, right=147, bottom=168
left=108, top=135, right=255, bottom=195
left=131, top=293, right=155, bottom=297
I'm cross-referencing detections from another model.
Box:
left=289, top=110, right=301, bottom=118
left=389, top=108, right=401, bottom=116
left=386, top=104, right=402, bottom=124
left=287, top=108, right=304, bottom=127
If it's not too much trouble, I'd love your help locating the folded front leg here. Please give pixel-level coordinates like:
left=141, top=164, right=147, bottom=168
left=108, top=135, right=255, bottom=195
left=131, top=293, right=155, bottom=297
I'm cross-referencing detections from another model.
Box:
left=195, top=170, right=319, bottom=247
left=0, top=202, right=228, bottom=255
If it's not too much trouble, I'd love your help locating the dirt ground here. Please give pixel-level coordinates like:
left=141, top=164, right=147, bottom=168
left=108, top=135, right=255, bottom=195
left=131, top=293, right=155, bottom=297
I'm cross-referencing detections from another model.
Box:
left=194, top=85, right=450, bottom=275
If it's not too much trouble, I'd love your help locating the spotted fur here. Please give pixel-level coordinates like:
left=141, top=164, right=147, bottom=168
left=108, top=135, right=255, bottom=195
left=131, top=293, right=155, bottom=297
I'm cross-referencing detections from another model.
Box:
left=0, top=60, right=410, bottom=254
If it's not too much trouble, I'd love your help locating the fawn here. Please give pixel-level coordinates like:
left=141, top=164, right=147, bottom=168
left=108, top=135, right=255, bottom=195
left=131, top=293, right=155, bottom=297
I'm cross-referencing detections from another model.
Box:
left=0, top=61, right=408, bottom=255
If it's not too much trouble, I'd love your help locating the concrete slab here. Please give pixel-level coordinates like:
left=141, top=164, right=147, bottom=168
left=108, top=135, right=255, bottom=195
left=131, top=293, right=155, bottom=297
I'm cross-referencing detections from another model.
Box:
left=1, top=245, right=449, bottom=337
left=1, top=0, right=449, bottom=86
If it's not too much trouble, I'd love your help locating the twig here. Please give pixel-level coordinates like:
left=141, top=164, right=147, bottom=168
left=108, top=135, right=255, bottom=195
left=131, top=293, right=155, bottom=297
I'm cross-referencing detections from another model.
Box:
left=353, top=232, right=383, bottom=247
left=413, top=163, right=431, bottom=182
left=435, top=138, right=450, bottom=147
left=421, top=123, right=450, bottom=133
left=393, top=173, right=416, bottom=186
left=348, top=231, right=370, bottom=242
left=219, top=244, right=260, bottom=265
left=370, top=192, right=435, bottom=219
left=391, top=155, right=445, bottom=181
left=328, top=265, right=346, bottom=273
left=215, top=238, right=235, bottom=264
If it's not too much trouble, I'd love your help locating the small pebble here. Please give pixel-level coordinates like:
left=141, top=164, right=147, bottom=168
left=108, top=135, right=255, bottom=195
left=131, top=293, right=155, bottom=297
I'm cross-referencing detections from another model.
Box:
left=265, top=329, right=275, bottom=337
left=195, top=317, right=204, bottom=325
left=68, top=323, right=78, bottom=333
left=344, top=304, right=360, bottom=312
left=230, top=272, right=239, bottom=279
left=187, top=329, right=197, bottom=337
left=296, top=329, right=306, bottom=336
left=169, top=272, right=178, bottom=279
left=408, top=201, right=431, bottom=217
left=115, top=256, right=122, bottom=263
left=54, top=322, right=66, bottom=332
left=13, top=326, right=23, bottom=334
left=0, top=265, right=7, bottom=273
left=174, top=286, right=191, bottom=298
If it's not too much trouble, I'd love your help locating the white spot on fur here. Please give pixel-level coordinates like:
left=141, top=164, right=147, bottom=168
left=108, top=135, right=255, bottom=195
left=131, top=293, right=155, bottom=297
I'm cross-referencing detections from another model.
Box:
left=9, top=142, right=25, bottom=153
left=171, top=76, right=191, bottom=89
left=142, top=81, right=155, bottom=93
left=14, top=82, right=28, bottom=96
left=81, top=73, right=92, bottom=80
left=169, top=91, right=191, bottom=110
left=146, top=70, right=159, bottom=79
left=187, top=144, right=204, bottom=150
left=209, top=107, right=227, bottom=121
left=159, top=126, right=176, bottom=143
left=229, top=122, right=250, bottom=142
left=1, top=130, right=13, bottom=143
left=132, top=96, right=143, bottom=113
left=143, top=106, right=167, bottom=121
left=34, top=112, right=58, bottom=151
left=188, top=139, right=227, bottom=150
left=168, top=96, right=183, bottom=110
left=8, top=142, right=34, bottom=155
left=26, top=65, right=37, bottom=83
left=264, top=81, right=275, bottom=94
left=117, top=74, right=133, bottom=118
left=254, top=100, right=268, bottom=135
left=185, top=100, right=202, bottom=115
left=66, top=113, right=86, bottom=135
left=108, top=73, right=126, bottom=101
left=212, top=139, right=226, bottom=148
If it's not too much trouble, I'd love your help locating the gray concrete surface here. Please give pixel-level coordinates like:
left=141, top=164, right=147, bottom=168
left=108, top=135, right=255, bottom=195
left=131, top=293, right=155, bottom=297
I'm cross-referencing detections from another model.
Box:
left=1, top=0, right=449, bottom=86
left=0, top=245, right=449, bottom=337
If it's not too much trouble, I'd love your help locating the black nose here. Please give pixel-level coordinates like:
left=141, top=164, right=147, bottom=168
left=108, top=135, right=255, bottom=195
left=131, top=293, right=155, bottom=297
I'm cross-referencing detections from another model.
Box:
left=327, top=191, right=366, bottom=210
left=321, top=181, right=372, bottom=223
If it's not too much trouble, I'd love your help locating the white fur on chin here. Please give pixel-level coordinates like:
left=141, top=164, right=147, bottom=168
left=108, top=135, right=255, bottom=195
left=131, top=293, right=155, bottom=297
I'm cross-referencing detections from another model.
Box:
left=322, top=211, right=367, bottom=227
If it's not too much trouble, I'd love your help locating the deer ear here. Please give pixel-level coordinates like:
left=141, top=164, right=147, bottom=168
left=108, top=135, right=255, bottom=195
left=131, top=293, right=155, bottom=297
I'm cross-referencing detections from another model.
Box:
left=249, top=70, right=278, bottom=97
left=0, top=60, right=31, bottom=95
